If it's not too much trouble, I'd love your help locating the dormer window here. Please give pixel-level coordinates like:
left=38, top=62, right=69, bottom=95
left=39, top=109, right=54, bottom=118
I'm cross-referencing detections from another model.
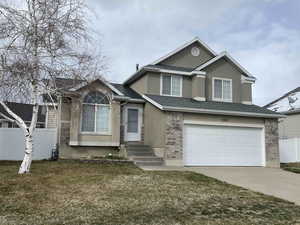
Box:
left=213, top=78, right=232, bottom=102
left=81, top=91, right=111, bottom=134
left=161, top=74, right=182, bottom=97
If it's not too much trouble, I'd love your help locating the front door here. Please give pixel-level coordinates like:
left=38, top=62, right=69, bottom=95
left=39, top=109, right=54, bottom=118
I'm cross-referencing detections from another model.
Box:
left=124, top=107, right=142, bottom=142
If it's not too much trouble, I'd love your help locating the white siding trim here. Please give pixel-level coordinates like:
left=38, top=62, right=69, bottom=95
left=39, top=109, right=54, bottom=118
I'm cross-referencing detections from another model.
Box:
left=193, top=97, right=206, bottom=101
left=142, top=95, right=164, bottom=110
left=157, top=68, right=206, bottom=76
left=242, top=101, right=252, bottom=105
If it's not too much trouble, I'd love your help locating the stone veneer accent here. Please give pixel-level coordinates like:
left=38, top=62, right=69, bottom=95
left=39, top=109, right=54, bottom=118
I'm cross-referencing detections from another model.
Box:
left=165, top=112, right=183, bottom=162
left=264, top=118, right=280, bottom=168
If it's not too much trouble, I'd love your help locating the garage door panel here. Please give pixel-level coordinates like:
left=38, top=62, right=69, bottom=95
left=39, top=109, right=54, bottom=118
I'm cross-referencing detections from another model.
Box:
left=184, top=124, right=264, bottom=166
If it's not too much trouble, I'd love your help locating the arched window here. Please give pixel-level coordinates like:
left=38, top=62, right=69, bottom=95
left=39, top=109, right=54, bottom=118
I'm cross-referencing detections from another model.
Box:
left=81, top=91, right=111, bottom=133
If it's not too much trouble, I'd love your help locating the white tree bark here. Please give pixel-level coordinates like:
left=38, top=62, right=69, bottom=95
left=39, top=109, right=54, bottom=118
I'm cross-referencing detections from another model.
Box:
left=0, top=90, right=39, bottom=174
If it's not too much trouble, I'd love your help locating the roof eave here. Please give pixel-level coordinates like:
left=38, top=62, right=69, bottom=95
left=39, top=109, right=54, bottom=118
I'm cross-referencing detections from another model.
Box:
left=162, top=106, right=285, bottom=118
left=142, top=95, right=284, bottom=119
left=123, top=66, right=207, bottom=86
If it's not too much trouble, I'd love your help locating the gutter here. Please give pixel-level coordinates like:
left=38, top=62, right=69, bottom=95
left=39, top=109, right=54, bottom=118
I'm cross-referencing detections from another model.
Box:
left=113, top=95, right=145, bottom=103
left=163, top=106, right=286, bottom=119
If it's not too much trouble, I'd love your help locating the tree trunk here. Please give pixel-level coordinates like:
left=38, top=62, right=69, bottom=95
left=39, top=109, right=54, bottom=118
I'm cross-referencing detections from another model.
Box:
left=18, top=134, right=33, bottom=174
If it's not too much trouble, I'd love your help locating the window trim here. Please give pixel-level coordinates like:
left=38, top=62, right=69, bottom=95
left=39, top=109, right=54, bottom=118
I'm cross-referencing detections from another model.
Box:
left=212, top=77, right=233, bottom=102
left=160, top=74, right=183, bottom=97
left=80, top=102, right=112, bottom=135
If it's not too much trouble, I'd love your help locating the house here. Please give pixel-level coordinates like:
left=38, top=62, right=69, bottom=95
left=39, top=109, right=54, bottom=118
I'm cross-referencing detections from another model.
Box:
left=265, top=87, right=300, bottom=139
left=0, top=102, right=46, bottom=128
left=52, top=37, right=283, bottom=167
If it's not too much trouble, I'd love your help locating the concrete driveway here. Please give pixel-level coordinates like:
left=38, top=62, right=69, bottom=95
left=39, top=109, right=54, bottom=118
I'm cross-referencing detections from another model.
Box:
left=186, top=167, right=300, bottom=205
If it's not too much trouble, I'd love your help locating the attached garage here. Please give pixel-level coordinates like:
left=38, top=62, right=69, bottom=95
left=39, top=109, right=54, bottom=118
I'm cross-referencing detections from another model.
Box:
left=183, top=124, right=265, bottom=166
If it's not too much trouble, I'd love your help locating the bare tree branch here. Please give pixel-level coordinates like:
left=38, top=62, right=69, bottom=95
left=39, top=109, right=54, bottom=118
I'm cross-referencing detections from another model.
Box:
left=0, top=0, right=106, bottom=174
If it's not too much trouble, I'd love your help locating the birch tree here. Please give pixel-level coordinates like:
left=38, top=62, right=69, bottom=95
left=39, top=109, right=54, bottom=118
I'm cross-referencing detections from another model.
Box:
left=0, top=0, right=104, bottom=174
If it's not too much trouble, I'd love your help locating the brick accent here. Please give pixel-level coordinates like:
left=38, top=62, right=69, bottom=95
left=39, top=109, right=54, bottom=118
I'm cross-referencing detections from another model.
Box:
left=165, top=112, right=183, bottom=160
left=265, top=118, right=280, bottom=168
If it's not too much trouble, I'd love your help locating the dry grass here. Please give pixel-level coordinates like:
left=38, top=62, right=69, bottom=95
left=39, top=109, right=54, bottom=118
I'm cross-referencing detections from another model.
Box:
left=1, top=161, right=300, bottom=225
left=282, top=163, right=300, bottom=174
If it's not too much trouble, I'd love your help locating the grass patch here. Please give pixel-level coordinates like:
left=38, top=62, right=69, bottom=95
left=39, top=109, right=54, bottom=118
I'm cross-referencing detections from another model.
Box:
left=281, top=163, right=300, bottom=174
left=1, top=161, right=300, bottom=225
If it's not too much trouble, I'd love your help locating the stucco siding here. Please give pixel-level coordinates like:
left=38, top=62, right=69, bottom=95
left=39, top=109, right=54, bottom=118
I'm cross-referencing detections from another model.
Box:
left=144, top=103, right=166, bottom=157
left=159, top=42, right=214, bottom=68
left=205, top=58, right=243, bottom=103
left=279, top=114, right=300, bottom=138
left=130, top=74, right=147, bottom=95
left=58, top=80, right=121, bottom=159
left=192, top=76, right=205, bottom=99
left=147, top=72, right=160, bottom=95
left=182, top=76, right=192, bottom=98
left=242, top=83, right=252, bottom=102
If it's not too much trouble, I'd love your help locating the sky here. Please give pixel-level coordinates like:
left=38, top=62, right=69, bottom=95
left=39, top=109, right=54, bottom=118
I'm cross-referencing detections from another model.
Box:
left=86, top=0, right=300, bottom=106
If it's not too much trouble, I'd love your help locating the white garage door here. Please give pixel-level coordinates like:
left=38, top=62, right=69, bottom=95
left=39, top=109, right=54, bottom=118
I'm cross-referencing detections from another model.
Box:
left=184, top=124, right=264, bottom=166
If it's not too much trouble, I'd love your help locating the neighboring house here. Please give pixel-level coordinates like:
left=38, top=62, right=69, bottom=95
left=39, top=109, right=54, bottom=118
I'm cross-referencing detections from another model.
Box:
left=265, top=87, right=300, bottom=139
left=0, top=102, right=46, bottom=128
left=52, top=37, right=283, bottom=167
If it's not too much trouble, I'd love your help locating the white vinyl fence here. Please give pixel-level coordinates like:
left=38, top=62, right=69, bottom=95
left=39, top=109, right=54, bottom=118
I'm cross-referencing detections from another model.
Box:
left=0, top=128, right=57, bottom=160
left=279, top=138, right=300, bottom=163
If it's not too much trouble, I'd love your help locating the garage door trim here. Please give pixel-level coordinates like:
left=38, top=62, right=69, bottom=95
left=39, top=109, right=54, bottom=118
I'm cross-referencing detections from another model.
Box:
left=183, top=120, right=266, bottom=167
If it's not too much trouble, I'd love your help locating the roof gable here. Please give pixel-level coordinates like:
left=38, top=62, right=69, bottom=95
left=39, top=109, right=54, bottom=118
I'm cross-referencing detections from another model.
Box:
left=151, top=37, right=217, bottom=66
left=194, top=52, right=255, bottom=79
left=69, top=79, right=124, bottom=96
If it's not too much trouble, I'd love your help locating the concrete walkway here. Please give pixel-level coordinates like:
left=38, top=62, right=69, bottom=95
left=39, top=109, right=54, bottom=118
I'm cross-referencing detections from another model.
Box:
left=186, top=167, right=300, bottom=205
left=141, top=166, right=300, bottom=205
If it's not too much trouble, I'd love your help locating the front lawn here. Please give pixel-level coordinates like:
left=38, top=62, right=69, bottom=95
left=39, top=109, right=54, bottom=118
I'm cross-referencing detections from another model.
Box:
left=282, top=162, right=300, bottom=174
left=1, top=161, right=300, bottom=225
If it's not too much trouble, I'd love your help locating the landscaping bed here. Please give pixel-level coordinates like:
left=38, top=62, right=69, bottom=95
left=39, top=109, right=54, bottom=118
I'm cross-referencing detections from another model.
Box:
left=1, top=160, right=300, bottom=225
left=281, top=162, right=300, bottom=174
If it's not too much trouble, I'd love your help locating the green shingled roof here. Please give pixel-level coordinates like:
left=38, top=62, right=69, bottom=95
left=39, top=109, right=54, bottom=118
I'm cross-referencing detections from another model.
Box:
left=144, top=94, right=283, bottom=118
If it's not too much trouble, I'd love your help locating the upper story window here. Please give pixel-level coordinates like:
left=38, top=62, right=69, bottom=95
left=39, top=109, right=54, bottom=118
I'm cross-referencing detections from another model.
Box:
left=213, top=78, right=232, bottom=102
left=161, top=74, right=182, bottom=97
left=81, top=91, right=111, bottom=134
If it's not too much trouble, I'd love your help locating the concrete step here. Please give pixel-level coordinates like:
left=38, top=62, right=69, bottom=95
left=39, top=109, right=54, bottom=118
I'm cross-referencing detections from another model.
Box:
left=135, top=160, right=164, bottom=167
left=133, top=156, right=163, bottom=162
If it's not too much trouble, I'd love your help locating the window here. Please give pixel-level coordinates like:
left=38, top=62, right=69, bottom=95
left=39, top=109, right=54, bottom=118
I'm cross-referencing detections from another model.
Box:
left=213, top=78, right=232, bottom=102
left=81, top=91, right=111, bottom=134
left=161, top=74, right=182, bottom=96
